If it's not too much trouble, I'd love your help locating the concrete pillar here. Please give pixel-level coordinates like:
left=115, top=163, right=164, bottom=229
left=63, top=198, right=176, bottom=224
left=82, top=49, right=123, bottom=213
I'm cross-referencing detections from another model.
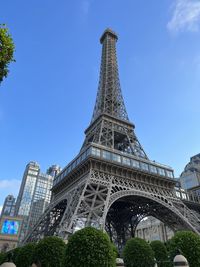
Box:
left=116, top=258, right=124, bottom=266
left=174, top=254, right=189, bottom=267
left=0, top=263, right=16, bottom=267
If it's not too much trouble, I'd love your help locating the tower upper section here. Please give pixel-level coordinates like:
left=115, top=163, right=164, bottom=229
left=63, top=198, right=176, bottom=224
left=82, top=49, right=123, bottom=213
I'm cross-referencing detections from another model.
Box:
left=91, top=28, right=129, bottom=123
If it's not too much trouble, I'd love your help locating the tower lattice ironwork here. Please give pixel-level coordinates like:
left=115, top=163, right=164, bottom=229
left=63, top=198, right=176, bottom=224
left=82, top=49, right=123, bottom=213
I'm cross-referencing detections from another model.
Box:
left=24, top=29, right=200, bottom=250
left=81, top=29, right=147, bottom=159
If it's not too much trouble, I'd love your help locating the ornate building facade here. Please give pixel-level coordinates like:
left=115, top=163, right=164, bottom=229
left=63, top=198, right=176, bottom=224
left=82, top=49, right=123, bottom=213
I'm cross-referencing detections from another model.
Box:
left=135, top=216, right=174, bottom=242
left=179, top=153, right=200, bottom=189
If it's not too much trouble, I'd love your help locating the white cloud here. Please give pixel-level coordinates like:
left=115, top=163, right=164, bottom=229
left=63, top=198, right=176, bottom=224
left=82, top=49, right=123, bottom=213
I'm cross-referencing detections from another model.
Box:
left=167, top=0, right=200, bottom=33
left=0, top=179, right=21, bottom=207
left=0, top=206, right=2, bottom=215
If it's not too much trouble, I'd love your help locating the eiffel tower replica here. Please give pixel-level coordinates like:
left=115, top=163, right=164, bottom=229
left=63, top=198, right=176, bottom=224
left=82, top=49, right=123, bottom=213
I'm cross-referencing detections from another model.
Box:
left=25, top=29, right=200, bottom=249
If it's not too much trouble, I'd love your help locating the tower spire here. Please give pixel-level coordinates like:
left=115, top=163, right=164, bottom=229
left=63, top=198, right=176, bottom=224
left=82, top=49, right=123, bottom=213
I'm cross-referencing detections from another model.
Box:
left=92, top=28, right=129, bottom=122
left=81, top=29, right=147, bottom=159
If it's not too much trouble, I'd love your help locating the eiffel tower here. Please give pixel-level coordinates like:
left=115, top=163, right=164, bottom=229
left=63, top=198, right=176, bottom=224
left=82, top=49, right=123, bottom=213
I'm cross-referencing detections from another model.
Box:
left=25, top=29, right=200, bottom=249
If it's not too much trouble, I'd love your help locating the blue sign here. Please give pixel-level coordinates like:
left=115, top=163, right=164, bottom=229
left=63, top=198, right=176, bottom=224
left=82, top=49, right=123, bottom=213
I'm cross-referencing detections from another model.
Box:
left=1, top=220, right=20, bottom=235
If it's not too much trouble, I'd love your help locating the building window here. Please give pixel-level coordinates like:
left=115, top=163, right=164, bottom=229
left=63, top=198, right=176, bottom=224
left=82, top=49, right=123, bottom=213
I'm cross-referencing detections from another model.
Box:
left=166, top=170, right=173, bottom=178
left=72, top=161, right=76, bottom=169
left=102, top=150, right=111, bottom=160
left=132, top=160, right=140, bottom=169
left=122, top=157, right=131, bottom=166
left=28, top=170, right=38, bottom=176
left=140, top=162, right=149, bottom=171
left=112, top=153, right=121, bottom=163
left=149, top=165, right=157, bottom=174
left=158, top=168, right=165, bottom=176
left=91, top=147, right=101, bottom=157
left=81, top=152, right=86, bottom=161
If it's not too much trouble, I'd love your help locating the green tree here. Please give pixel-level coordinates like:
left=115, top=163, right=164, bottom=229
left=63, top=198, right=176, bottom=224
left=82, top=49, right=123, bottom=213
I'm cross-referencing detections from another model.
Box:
left=11, top=247, right=22, bottom=265
left=168, top=231, right=200, bottom=267
left=123, top=237, right=155, bottom=267
left=0, top=24, right=15, bottom=83
left=111, top=242, right=119, bottom=258
left=34, top=236, right=66, bottom=267
left=0, top=247, right=21, bottom=265
left=64, top=227, right=116, bottom=267
left=151, top=240, right=169, bottom=267
left=0, top=252, right=6, bottom=265
left=15, top=243, right=36, bottom=267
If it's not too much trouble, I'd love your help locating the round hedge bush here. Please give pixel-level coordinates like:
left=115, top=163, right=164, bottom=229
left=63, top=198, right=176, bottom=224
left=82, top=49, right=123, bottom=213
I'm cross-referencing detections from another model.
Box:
left=123, top=237, right=155, bottom=267
left=168, top=231, right=200, bottom=267
left=15, top=243, right=36, bottom=267
left=0, top=252, right=6, bottom=265
left=151, top=240, right=169, bottom=267
left=34, top=236, right=66, bottom=267
left=64, top=227, right=116, bottom=267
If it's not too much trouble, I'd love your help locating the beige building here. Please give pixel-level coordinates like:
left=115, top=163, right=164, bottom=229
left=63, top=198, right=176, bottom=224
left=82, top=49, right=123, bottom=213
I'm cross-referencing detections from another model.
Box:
left=135, top=216, right=174, bottom=242
left=0, top=216, right=22, bottom=252
left=179, top=153, right=200, bottom=189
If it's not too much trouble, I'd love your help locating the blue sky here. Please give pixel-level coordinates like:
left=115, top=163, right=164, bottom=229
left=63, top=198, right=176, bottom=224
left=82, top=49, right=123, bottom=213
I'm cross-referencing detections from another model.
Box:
left=0, top=0, right=200, bottom=209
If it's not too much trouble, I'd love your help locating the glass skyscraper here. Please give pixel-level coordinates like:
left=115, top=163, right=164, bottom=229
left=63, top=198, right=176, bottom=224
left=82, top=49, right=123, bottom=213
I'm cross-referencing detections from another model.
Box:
left=27, top=172, right=54, bottom=230
left=15, top=162, right=61, bottom=241
left=15, top=161, right=40, bottom=217
left=0, top=195, right=16, bottom=217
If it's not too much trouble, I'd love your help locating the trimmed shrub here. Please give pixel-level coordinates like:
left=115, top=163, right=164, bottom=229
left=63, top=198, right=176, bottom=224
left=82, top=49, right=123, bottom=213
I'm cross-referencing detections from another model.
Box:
left=64, top=227, right=116, bottom=267
left=151, top=240, right=169, bottom=267
left=0, top=252, right=6, bottom=265
left=168, top=231, right=200, bottom=267
left=11, top=247, right=22, bottom=265
left=15, top=243, right=36, bottom=267
left=123, top=237, right=155, bottom=267
left=0, top=247, right=21, bottom=265
left=34, top=236, right=66, bottom=267
left=111, top=242, right=119, bottom=258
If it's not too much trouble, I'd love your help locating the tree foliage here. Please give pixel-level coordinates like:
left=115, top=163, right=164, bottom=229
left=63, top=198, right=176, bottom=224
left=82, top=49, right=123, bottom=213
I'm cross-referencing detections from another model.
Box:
left=151, top=240, right=169, bottom=267
left=111, top=242, right=119, bottom=258
left=34, top=236, right=66, bottom=267
left=123, top=237, right=155, bottom=267
left=0, top=252, right=6, bottom=265
left=15, top=243, right=36, bottom=267
left=64, top=227, right=116, bottom=267
left=0, top=248, right=19, bottom=264
left=0, top=24, right=15, bottom=83
left=11, top=247, right=22, bottom=265
left=168, top=231, right=200, bottom=267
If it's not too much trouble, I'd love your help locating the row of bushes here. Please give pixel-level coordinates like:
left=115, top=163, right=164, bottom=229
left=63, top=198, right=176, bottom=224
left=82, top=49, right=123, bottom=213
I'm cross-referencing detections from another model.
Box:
left=123, top=231, right=200, bottom=267
left=0, top=227, right=117, bottom=267
left=0, top=228, right=200, bottom=267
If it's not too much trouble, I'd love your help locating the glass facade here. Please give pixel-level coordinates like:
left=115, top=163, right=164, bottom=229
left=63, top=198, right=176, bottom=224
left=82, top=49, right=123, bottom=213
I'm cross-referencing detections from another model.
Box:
left=1, top=195, right=16, bottom=217
left=15, top=162, right=40, bottom=241
left=53, top=144, right=174, bottom=187
left=179, top=153, right=200, bottom=190
left=28, top=173, right=53, bottom=230
left=180, top=173, right=199, bottom=189
left=15, top=162, right=59, bottom=242
left=16, top=162, right=39, bottom=217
